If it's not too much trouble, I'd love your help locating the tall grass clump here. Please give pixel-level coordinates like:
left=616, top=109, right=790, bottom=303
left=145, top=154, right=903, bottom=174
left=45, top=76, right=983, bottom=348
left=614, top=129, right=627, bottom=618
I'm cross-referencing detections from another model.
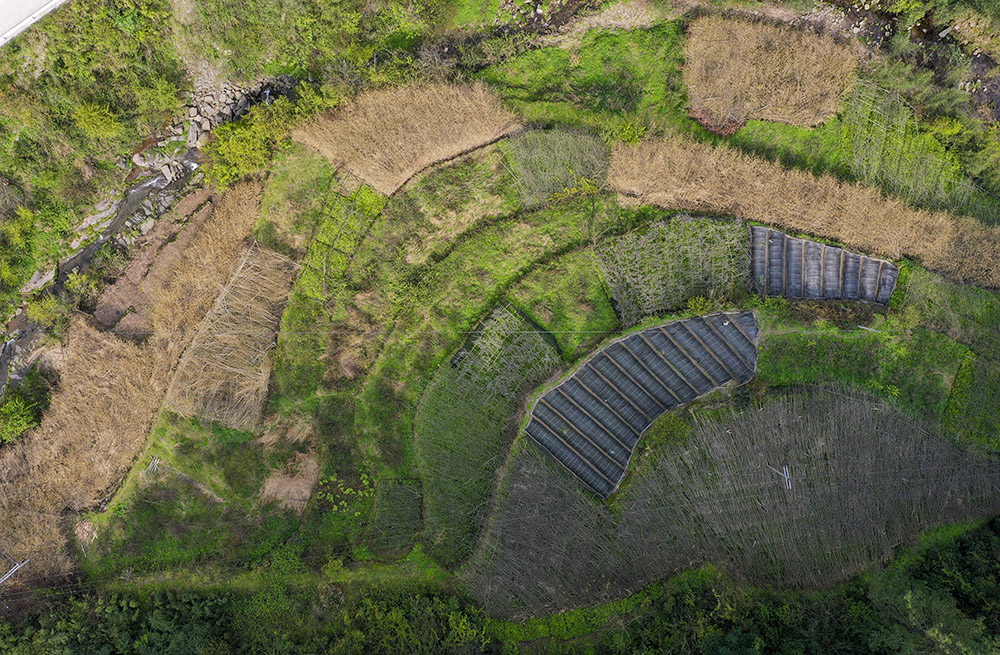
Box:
left=684, top=15, right=856, bottom=134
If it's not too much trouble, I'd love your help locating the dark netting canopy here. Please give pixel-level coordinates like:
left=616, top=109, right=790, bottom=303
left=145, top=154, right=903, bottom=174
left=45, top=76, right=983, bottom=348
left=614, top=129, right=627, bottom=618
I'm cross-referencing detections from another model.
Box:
left=525, top=311, right=759, bottom=497
left=751, top=226, right=898, bottom=304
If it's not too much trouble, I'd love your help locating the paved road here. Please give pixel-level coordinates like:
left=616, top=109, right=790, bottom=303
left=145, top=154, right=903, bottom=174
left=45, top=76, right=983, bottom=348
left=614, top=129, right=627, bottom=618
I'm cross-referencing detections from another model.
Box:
left=0, top=0, right=71, bottom=48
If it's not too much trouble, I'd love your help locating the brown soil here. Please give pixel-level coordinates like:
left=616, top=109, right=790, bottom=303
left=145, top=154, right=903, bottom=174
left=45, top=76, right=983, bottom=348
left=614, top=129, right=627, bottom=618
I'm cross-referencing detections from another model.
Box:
left=94, top=188, right=217, bottom=333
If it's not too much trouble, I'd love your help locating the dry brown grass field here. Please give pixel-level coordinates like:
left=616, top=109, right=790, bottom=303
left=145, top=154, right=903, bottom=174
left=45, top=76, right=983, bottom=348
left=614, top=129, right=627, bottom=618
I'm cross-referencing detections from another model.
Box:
left=292, top=82, right=520, bottom=195
left=609, top=136, right=1000, bottom=287
left=165, top=243, right=298, bottom=431
left=684, top=15, right=857, bottom=133
left=0, top=182, right=262, bottom=575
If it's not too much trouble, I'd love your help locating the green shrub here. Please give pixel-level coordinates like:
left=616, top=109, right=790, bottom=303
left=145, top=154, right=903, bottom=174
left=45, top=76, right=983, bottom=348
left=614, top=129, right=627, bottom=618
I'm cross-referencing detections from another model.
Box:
left=204, top=97, right=297, bottom=189
left=0, top=396, right=36, bottom=444
left=71, top=103, right=125, bottom=142
left=25, top=294, right=71, bottom=333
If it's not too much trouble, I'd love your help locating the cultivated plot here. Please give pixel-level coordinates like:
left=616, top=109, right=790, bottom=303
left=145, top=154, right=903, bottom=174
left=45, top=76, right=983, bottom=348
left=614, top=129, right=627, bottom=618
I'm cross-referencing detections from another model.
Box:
left=470, top=389, right=1000, bottom=618
left=165, top=243, right=299, bottom=431
left=609, top=136, right=1000, bottom=288
left=596, top=216, right=750, bottom=325
left=684, top=15, right=856, bottom=133
left=525, top=311, right=758, bottom=497
left=751, top=226, right=898, bottom=304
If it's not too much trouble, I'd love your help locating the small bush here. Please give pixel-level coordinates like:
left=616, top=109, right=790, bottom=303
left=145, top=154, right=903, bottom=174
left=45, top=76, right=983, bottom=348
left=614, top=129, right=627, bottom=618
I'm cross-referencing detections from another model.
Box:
left=205, top=98, right=296, bottom=189
left=26, top=294, right=71, bottom=333
left=0, top=396, right=36, bottom=444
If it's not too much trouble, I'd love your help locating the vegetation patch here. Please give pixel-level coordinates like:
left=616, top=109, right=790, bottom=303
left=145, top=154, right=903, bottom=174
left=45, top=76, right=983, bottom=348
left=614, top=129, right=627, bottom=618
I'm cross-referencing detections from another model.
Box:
left=508, top=247, right=619, bottom=362
left=415, top=306, right=560, bottom=564
left=944, top=356, right=1000, bottom=450
left=841, top=82, right=1000, bottom=224
left=253, top=141, right=338, bottom=255
left=292, top=82, right=519, bottom=195
left=596, top=215, right=750, bottom=325
left=83, top=412, right=303, bottom=577
left=388, top=143, right=521, bottom=265
left=896, top=262, right=1000, bottom=360
left=684, top=15, right=856, bottom=134
left=480, top=22, right=705, bottom=140
left=504, top=129, right=609, bottom=208
left=368, top=479, right=424, bottom=556
left=609, top=136, right=1000, bottom=288
left=756, top=322, right=968, bottom=423
left=272, top=183, right=385, bottom=410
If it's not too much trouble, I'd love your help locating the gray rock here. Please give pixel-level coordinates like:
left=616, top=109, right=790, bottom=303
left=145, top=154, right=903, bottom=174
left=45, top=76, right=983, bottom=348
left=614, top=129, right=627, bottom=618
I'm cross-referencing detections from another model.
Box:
left=19, top=268, right=55, bottom=294
left=187, top=123, right=201, bottom=148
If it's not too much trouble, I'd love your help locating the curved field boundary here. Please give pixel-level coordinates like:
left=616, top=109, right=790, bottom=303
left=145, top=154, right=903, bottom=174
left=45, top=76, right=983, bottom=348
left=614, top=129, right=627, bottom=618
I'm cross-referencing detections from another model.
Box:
left=751, top=226, right=898, bottom=304
left=293, top=82, right=521, bottom=195
left=525, top=311, right=758, bottom=497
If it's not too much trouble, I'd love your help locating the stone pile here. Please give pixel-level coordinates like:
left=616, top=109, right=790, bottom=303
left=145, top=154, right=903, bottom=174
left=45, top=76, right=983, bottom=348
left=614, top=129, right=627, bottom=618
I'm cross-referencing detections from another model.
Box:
left=180, top=75, right=297, bottom=150
left=130, top=74, right=297, bottom=184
